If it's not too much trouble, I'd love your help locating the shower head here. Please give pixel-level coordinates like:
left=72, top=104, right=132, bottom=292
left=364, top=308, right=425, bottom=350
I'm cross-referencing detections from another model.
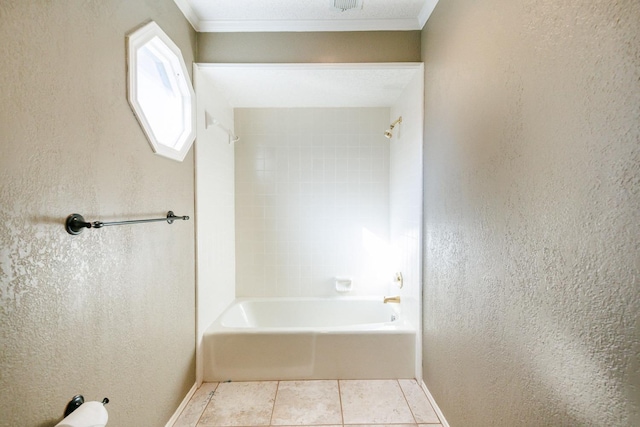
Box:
left=384, top=116, right=402, bottom=139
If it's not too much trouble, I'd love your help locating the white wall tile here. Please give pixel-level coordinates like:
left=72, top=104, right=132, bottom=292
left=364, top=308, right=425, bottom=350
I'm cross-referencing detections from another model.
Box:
left=235, top=107, right=391, bottom=297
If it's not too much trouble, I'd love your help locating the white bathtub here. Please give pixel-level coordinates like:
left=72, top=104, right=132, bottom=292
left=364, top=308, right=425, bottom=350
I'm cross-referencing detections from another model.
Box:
left=203, top=297, right=416, bottom=381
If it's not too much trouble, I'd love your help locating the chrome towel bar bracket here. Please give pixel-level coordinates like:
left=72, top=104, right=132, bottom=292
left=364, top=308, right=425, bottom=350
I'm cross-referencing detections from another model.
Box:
left=65, top=211, right=189, bottom=235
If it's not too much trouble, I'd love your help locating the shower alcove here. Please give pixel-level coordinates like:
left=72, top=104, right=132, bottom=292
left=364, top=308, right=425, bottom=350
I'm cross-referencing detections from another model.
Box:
left=193, top=63, right=424, bottom=383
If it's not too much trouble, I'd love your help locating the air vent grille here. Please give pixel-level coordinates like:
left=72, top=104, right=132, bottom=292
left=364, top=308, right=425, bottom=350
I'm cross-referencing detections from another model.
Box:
left=332, top=0, right=363, bottom=12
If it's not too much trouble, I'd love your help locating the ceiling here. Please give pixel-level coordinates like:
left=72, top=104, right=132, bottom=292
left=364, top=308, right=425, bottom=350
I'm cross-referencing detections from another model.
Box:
left=197, top=63, right=423, bottom=108
left=174, top=0, right=438, bottom=32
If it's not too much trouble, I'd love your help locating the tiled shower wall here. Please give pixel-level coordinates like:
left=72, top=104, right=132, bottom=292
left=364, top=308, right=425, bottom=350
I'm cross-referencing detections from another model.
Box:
left=235, top=108, right=391, bottom=297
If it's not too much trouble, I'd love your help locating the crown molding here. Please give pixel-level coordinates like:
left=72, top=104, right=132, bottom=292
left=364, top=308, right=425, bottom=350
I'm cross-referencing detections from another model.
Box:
left=173, top=0, right=202, bottom=31
left=417, top=0, right=439, bottom=29
left=197, top=18, right=422, bottom=32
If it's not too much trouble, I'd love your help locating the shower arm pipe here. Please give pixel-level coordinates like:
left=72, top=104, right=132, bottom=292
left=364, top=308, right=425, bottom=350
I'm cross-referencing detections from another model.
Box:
left=65, top=211, right=189, bottom=235
left=205, top=112, right=239, bottom=144
left=390, top=116, right=402, bottom=129
left=213, top=120, right=239, bottom=144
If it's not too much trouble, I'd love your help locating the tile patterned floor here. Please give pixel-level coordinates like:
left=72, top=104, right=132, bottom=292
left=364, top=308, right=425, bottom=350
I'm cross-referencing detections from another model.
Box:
left=173, top=379, right=442, bottom=427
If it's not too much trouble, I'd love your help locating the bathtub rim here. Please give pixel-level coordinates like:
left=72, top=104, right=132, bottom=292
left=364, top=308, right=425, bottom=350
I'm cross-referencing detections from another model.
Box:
left=205, top=295, right=415, bottom=334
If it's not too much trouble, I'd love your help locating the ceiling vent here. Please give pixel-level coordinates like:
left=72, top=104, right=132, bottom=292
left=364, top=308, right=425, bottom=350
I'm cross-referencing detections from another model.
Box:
left=332, top=0, right=363, bottom=12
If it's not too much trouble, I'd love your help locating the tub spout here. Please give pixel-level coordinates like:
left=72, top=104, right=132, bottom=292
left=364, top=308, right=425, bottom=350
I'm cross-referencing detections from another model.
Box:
left=383, top=295, right=401, bottom=304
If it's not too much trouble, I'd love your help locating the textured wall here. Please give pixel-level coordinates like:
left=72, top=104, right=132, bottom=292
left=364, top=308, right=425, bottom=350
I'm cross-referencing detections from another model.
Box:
left=197, top=31, right=421, bottom=63
left=421, top=0, right=640, bottom=426
left=234, top=108, right=391, bottom=297
left=0, top=1, right=196, bottom=426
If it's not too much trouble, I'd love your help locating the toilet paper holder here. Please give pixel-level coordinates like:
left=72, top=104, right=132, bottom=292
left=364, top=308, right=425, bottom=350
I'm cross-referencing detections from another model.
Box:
left=64, top=395, right=109, bottom=417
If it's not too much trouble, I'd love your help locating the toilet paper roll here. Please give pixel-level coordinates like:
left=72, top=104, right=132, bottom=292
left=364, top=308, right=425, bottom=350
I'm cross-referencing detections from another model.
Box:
left=55, top=401, right=108, bottom=427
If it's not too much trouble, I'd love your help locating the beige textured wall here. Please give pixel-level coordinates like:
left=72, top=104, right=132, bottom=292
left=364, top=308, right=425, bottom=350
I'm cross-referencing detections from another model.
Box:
left=198, top=31, right=421, bottom=63
left=0, top=1, right=196, bottom=426
left=421, top=1, right=640, bottom=426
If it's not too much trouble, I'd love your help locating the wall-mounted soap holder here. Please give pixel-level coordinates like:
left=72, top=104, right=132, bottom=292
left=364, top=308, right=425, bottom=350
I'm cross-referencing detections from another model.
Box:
left=335, top=277, right=353, bottom=293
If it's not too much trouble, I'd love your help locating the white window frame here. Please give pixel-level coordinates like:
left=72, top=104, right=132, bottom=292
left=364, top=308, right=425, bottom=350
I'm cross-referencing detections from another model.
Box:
left=126, top=21, right=196, bottom=162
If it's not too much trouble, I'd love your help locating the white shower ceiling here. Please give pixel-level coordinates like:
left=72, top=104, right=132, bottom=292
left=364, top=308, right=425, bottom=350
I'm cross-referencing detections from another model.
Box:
left=174, top=0, right=438, bottom=32
left=197, top=63, right=422, bottom=108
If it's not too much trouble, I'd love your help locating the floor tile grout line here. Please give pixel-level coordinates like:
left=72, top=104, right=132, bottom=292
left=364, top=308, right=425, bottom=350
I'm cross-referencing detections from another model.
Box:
left=337, top=379, right=345, bottom=426
left=270, top=380, right=281, bottom=426
left=195, top=382, right=219, bottom=427
left=414, top=379, right=443, bottom=425
left=397, top=379, right=419, bottom=425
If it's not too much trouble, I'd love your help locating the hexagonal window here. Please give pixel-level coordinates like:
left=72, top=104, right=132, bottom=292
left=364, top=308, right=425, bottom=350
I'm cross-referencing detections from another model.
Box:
left=126, top=21, right=195, bottom=161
